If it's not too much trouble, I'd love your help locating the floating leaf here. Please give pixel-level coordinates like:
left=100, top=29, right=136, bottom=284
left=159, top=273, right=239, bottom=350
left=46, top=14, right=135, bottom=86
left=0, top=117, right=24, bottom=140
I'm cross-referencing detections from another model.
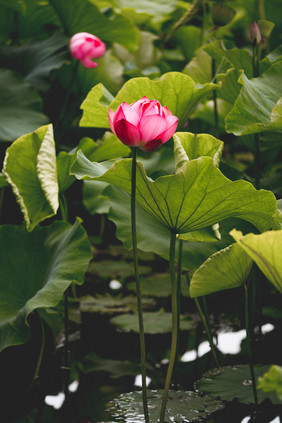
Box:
left=196, top=365, right=280, bottom=404
left=0, top=69, right=48, bottom=142
left=82, top=352, right=140, bottom=378
left=80, top=72, right=216, bottom=129
left=87, top=259, right=151, bottom=280
left=71, top=152, right=279, bottom=234
left=106, top=390, right=224, bottom=422
left=80, top=294, right=155, bottom=314
left=230, top=229, right=282, bottom=294
left=0, top=220, right=92, bottom=351
left=110, top=311, right=194, bottom=334
left=127, top=273, right=189, bottom=298
left=225, top=62, right=282, bottom=135
left=3, top=124, right=59, bottom=231
left=116, top=0, right=177, bottom=21
left=189, top=244, right=253, bottom=298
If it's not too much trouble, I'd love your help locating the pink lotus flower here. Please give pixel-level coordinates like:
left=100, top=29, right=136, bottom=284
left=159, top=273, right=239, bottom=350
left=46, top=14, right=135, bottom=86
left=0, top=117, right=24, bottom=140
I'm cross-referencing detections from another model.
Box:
left=70, top=32, right=106, bottom=68
left=108, top=97, right=178, bottom=152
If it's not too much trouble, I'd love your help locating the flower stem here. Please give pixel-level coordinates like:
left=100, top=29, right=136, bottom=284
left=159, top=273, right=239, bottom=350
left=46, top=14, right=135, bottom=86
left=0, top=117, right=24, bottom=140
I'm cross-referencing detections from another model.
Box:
left=160, top=231, right=177, bottom=423
left=252, top=44, right=261, bottom=189
left=244, top=283, right=258, bottom=405
left=130, top=147, right=150, bottom=423
left=194, top=297, right=220, bottom=368
left=212, top=58, right=219, bottom=139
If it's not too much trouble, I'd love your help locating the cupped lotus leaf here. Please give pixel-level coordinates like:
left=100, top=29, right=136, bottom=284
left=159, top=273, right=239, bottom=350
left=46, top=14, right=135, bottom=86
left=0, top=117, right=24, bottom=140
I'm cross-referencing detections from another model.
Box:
left=3, top=124, right=59, bottom=231
left=103, top=186, right=228, bottom=271
left=173, top=132, right=223, bottom=172
left=225, top=61, right=282, bottom=135
left=0, top=220, right=92, bottom=351
left=217, top=68, right=242, bottom=104
left=196, top=365, right=280, bottom=404
left=0, top=69, right=48, bottom=142
left=80, top=83, right=114, bottom=128
left=71, top=152, right=279, bottom=234
left=230, top=229, right=282, bottom=294
left=106, top=390, right=224, bottom=422
left=80, top=72, right=216, bottom=129
left=189, top=244, right=253, bottom=298
left=49, top=0, right=139, bottom=52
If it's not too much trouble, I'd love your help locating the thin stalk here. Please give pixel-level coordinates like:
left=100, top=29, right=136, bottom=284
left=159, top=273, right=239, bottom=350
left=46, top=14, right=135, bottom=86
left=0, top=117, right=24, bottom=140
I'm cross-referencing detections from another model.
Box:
left=159, top=231, right=177, bottom=423
left=59, top=193, right=71, bottom=399
left=174, top=238, right=183, bottom=385
left=63, top=290, right=70, bottom=398
left=201, top=0, right=207, bottom=45
left=194, top=297, right=220, bottom=368
left=257, top=0, right=265, bottom=20
left=244, top=284, right=258, bottom=405
left=212, top=58, right=219, bottom=139
left=252, top=44, right=261, bottom=189
left=0, top=187, right=4, bottom=222
left=131, top=147, right=150, bottom=423
left=28, top=314, right=45, bottom=391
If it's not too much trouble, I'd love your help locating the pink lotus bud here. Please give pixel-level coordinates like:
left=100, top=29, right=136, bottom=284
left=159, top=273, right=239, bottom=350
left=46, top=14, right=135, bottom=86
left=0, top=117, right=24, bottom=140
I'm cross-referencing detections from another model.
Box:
left=69, top=32, right=106, bottom=68
left=248, top=22, right=262, bottom=46
left=108, top=97, right=178, bottom=152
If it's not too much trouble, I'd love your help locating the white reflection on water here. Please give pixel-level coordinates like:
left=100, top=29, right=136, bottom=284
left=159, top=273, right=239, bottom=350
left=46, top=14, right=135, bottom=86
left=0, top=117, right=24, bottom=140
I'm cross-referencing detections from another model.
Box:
left=269, top=417, right=281, bottom=423
left=240, top=417, right=251, bottom=423
left=44, top=380, right=79, bottom=409
left=134, top=374, right=152, bottom=387
left=181, top=323, right=275, bottom=362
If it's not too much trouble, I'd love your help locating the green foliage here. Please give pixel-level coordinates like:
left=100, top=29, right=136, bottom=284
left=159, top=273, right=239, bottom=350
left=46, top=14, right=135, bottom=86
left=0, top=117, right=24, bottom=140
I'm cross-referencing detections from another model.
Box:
left=71, top=151, right=279, bottom=233
left=190, top=244, right=253, bottom=298
left=0, top=70, right=48, bottom=142
left=231, top=229, right=282, bottom=293
left=106, top=390, right=224, bottom=422
left=225, top=62, right=282, bottom=135
left=3, top=124, right=58, bottom=231
left=0, top=220, right=91, bottom=351
left=196, top=365, right=280, bottom=404
left=80, top=72, right=217, bottom=129
left=258, top=365, right=282, bottom=400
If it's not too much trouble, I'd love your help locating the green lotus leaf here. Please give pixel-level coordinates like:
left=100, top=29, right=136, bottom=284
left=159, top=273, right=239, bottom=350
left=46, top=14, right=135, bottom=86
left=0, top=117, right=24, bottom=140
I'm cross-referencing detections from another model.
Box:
left=49, top=0, right=139, bottom=52
left=0, top=32, right=69, bottom=91
left=80, top=72, right=216, bottom=129
left=110, top=310, right=194, bottom=334
left=196, top=365, right=280, bottom=404
left=0, top=220, right=92, bottom=351
left=230, top=229, right=282, bottom=294
left=189, top=244, right=253, bottom=298
left=101, top=186, right=231, bottom=272
left=106, top=390, right=224, bottom=422
left=173, top=132, right=223, bottom=172
left=225, top=61, right=282, bottom=135
left=0, top=69, right=48, bottom=142
left=258, top=365, right=282, bottom=400
left=71, top=152, right=279, bottom=234
left=3, top=124, right=59, bottom=231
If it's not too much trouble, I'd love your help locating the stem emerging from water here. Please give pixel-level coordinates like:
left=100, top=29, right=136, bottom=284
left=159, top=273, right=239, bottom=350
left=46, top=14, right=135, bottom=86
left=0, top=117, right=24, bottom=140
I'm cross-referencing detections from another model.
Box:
left=244, top=283, right=258, bottom=405
left=131, top=147, right=150, bottom=423
left=160, top=231, right=177, bottom=423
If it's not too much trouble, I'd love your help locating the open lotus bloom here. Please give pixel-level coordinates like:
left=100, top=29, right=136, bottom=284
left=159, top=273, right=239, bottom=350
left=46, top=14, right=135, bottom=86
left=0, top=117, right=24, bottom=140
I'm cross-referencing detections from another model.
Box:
left=108, top=97, right=178, bottom=152
left=69, top=32, right=106, bottom=68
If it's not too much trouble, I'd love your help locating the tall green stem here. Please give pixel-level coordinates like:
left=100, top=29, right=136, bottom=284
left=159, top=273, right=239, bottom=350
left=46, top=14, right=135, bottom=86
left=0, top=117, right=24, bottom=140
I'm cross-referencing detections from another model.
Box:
left=252, top=44, right=261, bottom=189
left=174, top=238, right=183, bottom=385
left=194, top=297, right=220, bottom=368
left=160, top=231, right=177, bottom=423
left=212, top=58, right=219, bottom=139
left=244, top=283, right=258, bottom=405
left=185, top=272, right=219, bottom=368
left=130, top=147, right=150, bottom=423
